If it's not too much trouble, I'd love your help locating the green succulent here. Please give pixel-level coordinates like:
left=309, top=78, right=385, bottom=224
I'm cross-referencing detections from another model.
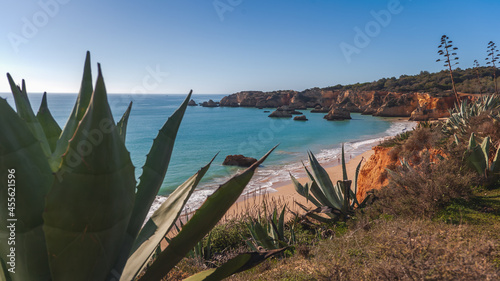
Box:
left=466, top=133, right=500, bottom=178
left=290, top=144, right=370, bottom=223
left=246, top=205, right=294, bottom=251
left=0, top=52, right=282, bottom=281
left=443, top=94, right=500, bottom=136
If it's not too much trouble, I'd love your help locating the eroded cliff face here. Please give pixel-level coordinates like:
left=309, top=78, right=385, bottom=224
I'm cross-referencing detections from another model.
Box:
left=220, top=90, right=454, bottom=120
left=409, top=93, right=455, bottom=121
left=356, top=146, right=395, bottom=203
left=356, top=145, right=447, bottom=202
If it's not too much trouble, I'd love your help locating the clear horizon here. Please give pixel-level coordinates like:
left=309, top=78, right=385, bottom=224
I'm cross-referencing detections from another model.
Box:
left=1, top=0, right=499, bottom=95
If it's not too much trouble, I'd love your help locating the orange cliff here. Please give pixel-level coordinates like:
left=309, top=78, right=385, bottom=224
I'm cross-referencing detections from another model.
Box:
left=357, top=144, right=448, bottom=202
left=356, top=146, right=395, bottom=202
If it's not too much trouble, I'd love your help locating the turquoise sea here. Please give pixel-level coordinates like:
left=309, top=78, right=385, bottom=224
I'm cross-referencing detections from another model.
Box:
left=3, top=93, right=415, bottom=213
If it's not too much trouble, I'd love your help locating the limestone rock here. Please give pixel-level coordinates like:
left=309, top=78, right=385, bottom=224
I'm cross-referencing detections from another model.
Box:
left=187, top=99, right=198, bottom=106
left=202, top=99, right=219, bottom=107
left=268, top=106, right=292, bottom=118
left=324, top=107, right=351, bottom=120
left=373, top=93, right=419, bottom=117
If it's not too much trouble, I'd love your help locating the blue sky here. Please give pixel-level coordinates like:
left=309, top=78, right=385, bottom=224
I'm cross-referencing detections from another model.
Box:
left=1, top=0, right=499, bottom=95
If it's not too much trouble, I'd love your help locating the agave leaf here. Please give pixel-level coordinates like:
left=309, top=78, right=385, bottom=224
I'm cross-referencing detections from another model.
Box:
left=6, top=74, right=52, bottom=159
left=117, top=101, right=133, bottom=143
left=52, top=51, right=93, bottom=171
left=252, top=221, right=276, bottom=250
left=126, top=91, right=192, bottom=245
left=277, top=206, right=285, bottom=241
left=290, top=174, right=321, bottom=207
left=120, top=155, right=215, bottom=280
left=0, top=99, right=52, bottom=281
left=43, top=65, right=136, bottom=281
left=352, top=158, right=363, bottom=206
left=467, top=133, right=487, bottom=175
left=341, top=144, right=348, bottom=181
left=307, top=152, right=342, bottom=209
left=481, top=136, right=491, bottom=170
left=488, top=143, right=500, bottom=172
left=1, top=257, right=10, bottom=281
left=182, top=249, right=286, bottom=281
left=136, top=146, right=277, bottom=281
left=301, top=162, right=330, bottom=207
left=36, top=92, right=62, bottom=152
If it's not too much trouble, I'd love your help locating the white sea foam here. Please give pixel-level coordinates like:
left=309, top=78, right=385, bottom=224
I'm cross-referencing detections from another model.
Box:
left=145, top=119, right=417, bottom=221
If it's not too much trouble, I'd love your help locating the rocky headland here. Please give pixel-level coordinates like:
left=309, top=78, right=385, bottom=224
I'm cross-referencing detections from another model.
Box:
left=220, top=89, right=458, bottom=120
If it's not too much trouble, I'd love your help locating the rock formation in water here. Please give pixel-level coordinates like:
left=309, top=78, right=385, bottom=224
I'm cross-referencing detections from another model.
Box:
left=222, top=155, right=258, bottom=167
left=188, top=99, right=198, bottom=106
left=202, top=99, right=219, bottom=107
left=293, top=115, right=308, bottom=121
left=324, top=107, right=352, bottom=120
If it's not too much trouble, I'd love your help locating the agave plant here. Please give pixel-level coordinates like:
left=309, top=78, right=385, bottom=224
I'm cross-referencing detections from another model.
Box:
left=246, top=205, right=294, bottom=251
left=443, top=94, right=500, bottom=136
left=290, top=145, right=369, bottom=222
left=466, top=133, right=500, bottom=178
left=0, top=52, right=282, bottom=281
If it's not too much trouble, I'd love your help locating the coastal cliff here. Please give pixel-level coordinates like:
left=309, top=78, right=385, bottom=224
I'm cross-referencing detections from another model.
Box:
left=356, top=146, right=395, bottom=203
left=220, top=90, right=455, bottom=120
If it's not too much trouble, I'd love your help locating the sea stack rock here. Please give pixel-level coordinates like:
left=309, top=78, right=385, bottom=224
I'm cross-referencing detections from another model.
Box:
left=294, top=115, right=308, bottom=121
left=324, top=107, right=351, bottom=120
left=202, top=99, right=218, bottom=107
left=311, top=104, right=330, bottom=113
left=222, top=155, right=258, bottom=167
left=188, top=99, right=198, bottom=106
left=268, top=106, right=292, bottom=118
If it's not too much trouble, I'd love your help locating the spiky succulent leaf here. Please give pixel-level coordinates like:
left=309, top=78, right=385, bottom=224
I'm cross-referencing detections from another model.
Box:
left=136, top=146, right=277, bottom=281
left=0, top=258, right=10, bottom=281
left=6, top=74, right=52, bottom=159
left=126, top=91, right=192, bottom=244
left=247, top=221, right=276, bottom=250
left=36, top=92, right=62, bottom=152
left=0, top=99, right=52, bottom=281
left=120, top=156, right=215, bottom=280
left=467, top=133, right=488, bottom=175
left=52, top=51, right=93, bottom=171
left=43, top=66, right=136, bottom=281
left=117, top=101, right=132, bottom=143
left=481, top=136, right=491, bottom=170
left=182, top=249, right=286, bottom=281
left=341, top=144, right=348, bottom=181
left=491, top=146, right=500, bottom=173
left=307, top=151, right=342, bottom=209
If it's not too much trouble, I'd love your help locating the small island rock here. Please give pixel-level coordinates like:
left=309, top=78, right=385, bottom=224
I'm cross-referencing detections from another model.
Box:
left=202, top=99, right=219, bottom=107
left=222, top=155, right=258, bottom=167
left=294, top=115, right=308, bottom=121
left=188, top=99, right=198, bottom=106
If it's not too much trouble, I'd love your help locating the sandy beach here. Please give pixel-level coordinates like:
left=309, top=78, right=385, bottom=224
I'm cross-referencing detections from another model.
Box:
left=222, top=149, right=375, bottom=221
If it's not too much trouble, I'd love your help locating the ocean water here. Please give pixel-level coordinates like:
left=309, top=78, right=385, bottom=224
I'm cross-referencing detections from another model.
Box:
left=2, top=93, right=415, bottom=214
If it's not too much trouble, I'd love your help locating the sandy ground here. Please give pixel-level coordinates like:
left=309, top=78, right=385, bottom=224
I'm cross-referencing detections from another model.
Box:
left=221, top=149, right=375, bottom=221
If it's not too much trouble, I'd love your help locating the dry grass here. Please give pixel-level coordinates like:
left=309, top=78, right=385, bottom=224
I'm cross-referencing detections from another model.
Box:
left=228, top=219, right=500, bottom=281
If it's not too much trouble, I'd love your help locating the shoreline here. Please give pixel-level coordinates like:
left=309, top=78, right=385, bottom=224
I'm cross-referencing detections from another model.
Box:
left=222, top=149, right=374, bottom=221
left=148, top=118, right=416, bottom=222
